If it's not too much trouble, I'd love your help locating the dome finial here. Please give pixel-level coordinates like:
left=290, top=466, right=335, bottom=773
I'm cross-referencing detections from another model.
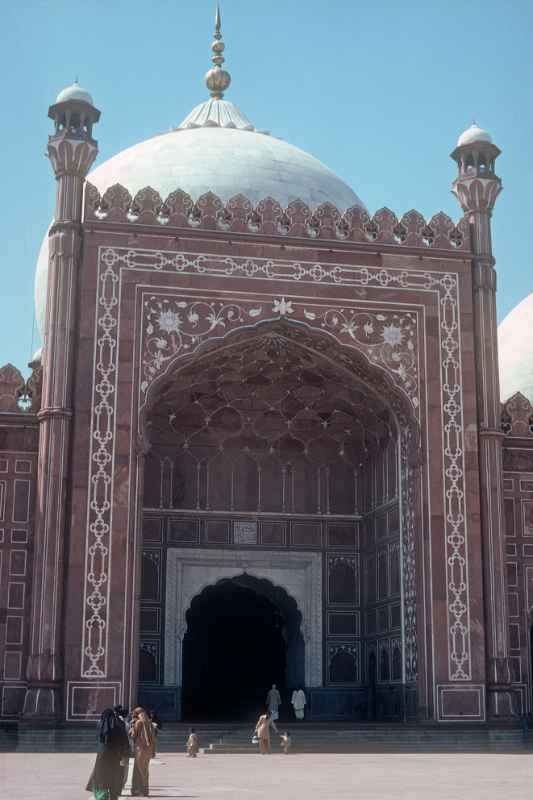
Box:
left=205, top=3, right=231, bottom=99
left=214, top=2, right=222, bottom=38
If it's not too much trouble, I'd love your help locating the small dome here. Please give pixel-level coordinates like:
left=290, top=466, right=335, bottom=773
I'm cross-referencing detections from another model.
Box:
left=30, top=347, right=42, bottom=365
left=456, top=123, right=492, bottom=148
left=55, top=81, right=94, bottom=106
left=498, top=294, right=533, bottom=402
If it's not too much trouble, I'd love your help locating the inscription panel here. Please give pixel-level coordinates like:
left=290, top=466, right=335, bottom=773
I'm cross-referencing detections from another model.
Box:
left=233, top=521, right=257, bottom=546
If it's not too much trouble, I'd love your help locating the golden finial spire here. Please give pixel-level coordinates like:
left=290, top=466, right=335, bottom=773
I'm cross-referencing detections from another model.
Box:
left=205, top=3, right=231, bottom=99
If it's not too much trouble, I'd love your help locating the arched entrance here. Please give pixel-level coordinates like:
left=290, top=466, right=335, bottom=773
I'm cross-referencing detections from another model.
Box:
left=182, top=574, right=304, bottom=720
left=138, top=322, right=420, bottom=720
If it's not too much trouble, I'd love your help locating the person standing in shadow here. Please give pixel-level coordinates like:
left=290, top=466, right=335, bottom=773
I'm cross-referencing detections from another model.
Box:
left=291, top=688, right=307, bottom=720
left=266, top=684, right=282, bottom=722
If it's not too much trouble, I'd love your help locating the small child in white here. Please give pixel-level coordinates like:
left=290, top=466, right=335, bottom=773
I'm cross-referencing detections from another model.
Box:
left=280, top=731, right=292, bottom=754
left=186, top=728, right=199, bottom=757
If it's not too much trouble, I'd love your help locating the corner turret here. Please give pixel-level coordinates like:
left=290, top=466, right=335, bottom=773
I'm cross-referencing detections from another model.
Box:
left=47, top=81, right=100, bottom=221
left=451, top=123, right=502, bottom=216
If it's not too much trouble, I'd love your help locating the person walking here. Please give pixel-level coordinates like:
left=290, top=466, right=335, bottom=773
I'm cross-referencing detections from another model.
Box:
left=254, top=709, right=278, bottom=754
left=129, top=707, right=156, bottom=797
left=291, top=688, right=306, bottom=720
left=186, top=728, right=200, bottom=757
left=86, top=707, right=130, bottom=800
left=266, top=683, right=282, bottom=721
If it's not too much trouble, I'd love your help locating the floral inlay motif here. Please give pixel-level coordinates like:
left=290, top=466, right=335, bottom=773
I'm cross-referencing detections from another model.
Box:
left=140, top=297, right=419, bottom=412
left=157, top=309, right=182, bottom=334
left=272, top=298, right=294, bottom=316
left=382, top=323, right=403, bottom=347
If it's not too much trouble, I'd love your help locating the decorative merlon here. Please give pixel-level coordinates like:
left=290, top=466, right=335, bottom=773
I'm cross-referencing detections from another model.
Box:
left=0, top=364, right=25, bottom=412
left=0, top=361, right=42, bottom=414
left=501, top=392, right=533, bottom=437
left=83, top=182, right=471, bottom=252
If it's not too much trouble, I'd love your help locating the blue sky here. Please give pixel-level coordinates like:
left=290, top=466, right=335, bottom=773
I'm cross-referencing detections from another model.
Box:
left=1, top=0, right=532, bottom=373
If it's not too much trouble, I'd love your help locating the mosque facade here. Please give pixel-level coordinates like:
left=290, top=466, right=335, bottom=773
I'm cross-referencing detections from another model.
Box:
left=1, top=13, right=532, bottom=726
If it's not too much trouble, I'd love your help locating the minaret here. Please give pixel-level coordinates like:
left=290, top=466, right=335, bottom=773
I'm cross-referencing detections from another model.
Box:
left=24, top=82, right=100, bottom=720
left=451, top=124, right=513, bottom=717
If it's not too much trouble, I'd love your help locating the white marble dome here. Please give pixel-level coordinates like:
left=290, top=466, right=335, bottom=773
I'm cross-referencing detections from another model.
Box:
left=498, top=294, right=533, bottom=402
left=35, top=97, right=364, bottom=333
left=55, top=81, right=94, bottom=106
left=457, top=123, right=492, bottom=148
left=83, top=122, right=361, bottom=209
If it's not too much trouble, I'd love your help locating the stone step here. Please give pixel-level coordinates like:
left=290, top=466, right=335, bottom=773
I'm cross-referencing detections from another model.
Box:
left=1, top=723, right=526, bottom=753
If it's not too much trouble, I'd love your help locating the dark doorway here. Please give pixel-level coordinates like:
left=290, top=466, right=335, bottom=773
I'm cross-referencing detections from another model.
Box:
left=182, top=577, right=301, bottom=721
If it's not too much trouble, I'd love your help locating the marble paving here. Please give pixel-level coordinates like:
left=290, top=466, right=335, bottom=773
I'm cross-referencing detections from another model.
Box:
left=2, top=751, right=533, bottom=800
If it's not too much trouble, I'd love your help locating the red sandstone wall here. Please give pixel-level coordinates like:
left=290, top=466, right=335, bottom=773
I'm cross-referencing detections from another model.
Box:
left=58, top=216, right=485, bottom=722
left=0, top=420, right=38, bottom=717
left=503, top=434, right=533, bottom=712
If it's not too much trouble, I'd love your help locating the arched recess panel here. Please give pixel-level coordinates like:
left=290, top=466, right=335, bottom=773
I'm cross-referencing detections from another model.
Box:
left=138, top=325, right=418, bottom=720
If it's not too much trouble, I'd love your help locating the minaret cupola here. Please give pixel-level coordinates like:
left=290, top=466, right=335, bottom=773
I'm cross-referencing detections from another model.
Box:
left=451, top=123, right=502, bottom=215
left=47, top=81, right=100, bottom=220
left=48, top=80, right=100, bottom=142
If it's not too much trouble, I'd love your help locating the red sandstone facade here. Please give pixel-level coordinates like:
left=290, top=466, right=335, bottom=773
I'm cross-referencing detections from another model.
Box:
left=0, top=84, right=528, bottom=727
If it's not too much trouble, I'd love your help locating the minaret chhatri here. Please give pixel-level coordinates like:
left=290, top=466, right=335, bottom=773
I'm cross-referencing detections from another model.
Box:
left=451, top=124, right=513, bottom=717
left=24, top=82, right=100, bottom=720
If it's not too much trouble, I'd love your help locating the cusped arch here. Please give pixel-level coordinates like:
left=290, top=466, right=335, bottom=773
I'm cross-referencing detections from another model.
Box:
left=164, top=548, right=323, bottom=689
left=185, top=573, right=304, bottom=638
left=183, top=572, right=306, bottom=693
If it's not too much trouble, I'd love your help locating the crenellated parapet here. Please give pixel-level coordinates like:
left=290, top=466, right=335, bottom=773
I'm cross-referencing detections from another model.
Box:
left=84, top=182, right=471, bottom=252
left=501, top=392, right=533, bottom=437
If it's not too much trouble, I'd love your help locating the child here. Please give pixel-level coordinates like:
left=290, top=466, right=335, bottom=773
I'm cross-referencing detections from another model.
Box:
left=186, top=728, right=200, bottom=757
left=280, top=730, right=292, bottom=754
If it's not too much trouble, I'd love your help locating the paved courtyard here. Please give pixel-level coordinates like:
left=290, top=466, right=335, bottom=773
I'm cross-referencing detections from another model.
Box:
left=1, top=751, right=533, bottom=799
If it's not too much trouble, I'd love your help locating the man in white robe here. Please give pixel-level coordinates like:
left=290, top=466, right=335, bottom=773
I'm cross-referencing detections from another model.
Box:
left=291, top=688, right=306, bottom=720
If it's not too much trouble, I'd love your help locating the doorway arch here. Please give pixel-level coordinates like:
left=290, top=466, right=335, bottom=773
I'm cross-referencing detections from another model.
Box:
left=164, top=547, right=322, bottom=695
left=182, top=574, right=304, bottom=720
